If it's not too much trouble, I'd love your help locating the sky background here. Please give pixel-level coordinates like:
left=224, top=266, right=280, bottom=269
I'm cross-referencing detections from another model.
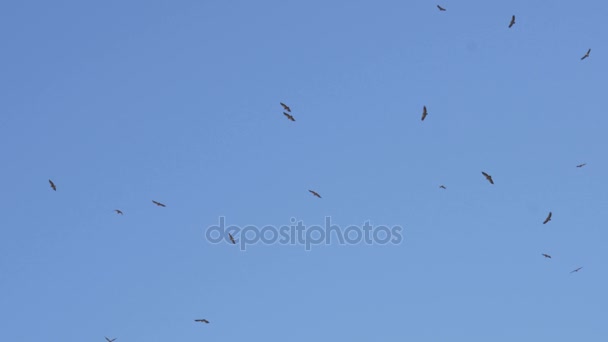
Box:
left=1, top=0, right=607, bottom=340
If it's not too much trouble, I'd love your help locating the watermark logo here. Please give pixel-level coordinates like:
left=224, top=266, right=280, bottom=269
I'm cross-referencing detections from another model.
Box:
left=205, top=216, right=403, bottom=251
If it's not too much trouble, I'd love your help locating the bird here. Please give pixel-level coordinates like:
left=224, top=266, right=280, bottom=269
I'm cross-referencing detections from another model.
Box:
left=481, top=172, right=494, bottom=184
left=437, top=5, right=446, bottom=11
left=542, top=253, right=552, bottom=259
left=439, top=185, right=447, bottom=189
left=570, top=267, right=583, bottom=273
left=543, top=212, right=552, bottom=224
left=105, top=338, right=117, bottom=342
left=581, top=48, right=591, bottom=60
left=309, top=190, right=322, bottom=198
left=152, top=200, right=166, bottom=207
left=195, top=319, right=210, bottom=324
left=280, top=102, right=291, bottom=112
left=114, top=209, right=123, bottom=215
left=228, top=233, right=236, bottom=244
left=283, top=112, right=295, bottom=121
left=508, top=15, right=515, bottom=28
left=421, top=106, right=428, bottom=121
left=576, top=163, right=587, bottom=168
left=49, top=179, right=56, bottom=191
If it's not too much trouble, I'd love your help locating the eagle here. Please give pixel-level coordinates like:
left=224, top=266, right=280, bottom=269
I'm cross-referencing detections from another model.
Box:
left=280, top=102, right=291, bottom=112
left=228, top=233, right=236, bottom=244
left=508, top=15, right=515, bottom=28
left=49, top=179, right=56, bottom=191
left=437, top=5, right=446, bottom=11
left=283, top=112, right=295, bottom=121
left=581, top=48, right=591, bottom=60
left=570, top=267, right=583, bottom=273
left=195, top=319, right=210, bottom=324
left=541, top=253, right=551, bottom=259
left=114, top=209, right=123, bottom=215
left=105, top=338, right=117, bottom=342
left=152, top=200, right=166, bottom=207
left=309, top=190, right=322, bottom=198
left=439, top=185, right=446, bottom=189
left=576, top=163, right=587, bottom=168
left=481, top=172, right=494, bottom=184
left=421, top=106, right=428, bottom=121
left=543, top=212, right=552, bottom=224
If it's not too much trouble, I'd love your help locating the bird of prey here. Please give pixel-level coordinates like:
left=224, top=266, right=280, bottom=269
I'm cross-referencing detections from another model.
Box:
left=581, top=48, right=591, bottom=60
left=439, top=185, right=447, bottom=189
left=152, top=200, right=166, bottom=207
left=280, top=102, right=291, bottom=112
left=195, top=319, right=210, bottom=324
left=49, top=179, right=56, bottom=191
left=543, top=212, right=552, bottom=224
left=437, top=5, right=446, bottom=11
left=570, top=267, right=583, bottom=273
left=114, top=209, right=123, bottom=215
left=105, top=337, right=117, bottom=342
left=508, top=15, right=515, bottom=28
left=283, top=112, right=295, bottom=121
left=481, top=172, right=494, bottom=184
left=576, top=163, right=587, bottom=168
left=421, top=106, right=428, bottom=121
left=542, top=253, right=552, bottom=259
left=228, top=233, right=236, bottom=244
left=309, top=190, right=322, bottom=198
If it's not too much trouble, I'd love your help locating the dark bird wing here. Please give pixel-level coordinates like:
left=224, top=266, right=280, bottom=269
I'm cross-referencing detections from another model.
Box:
left=49, top=179, right=56, bottom=190
left=581, top=49, right=591, bottom=60
left=195, top=319, right=210, bottom=323
left=481, top=172, right=494, bottom=184
left=439, top=185, right=446, bottom=189
left=576, top=163, right=586, bottom=168
left=421, top=106, right=427, bottom=121
left=152, top=200, right=166, bottom=207
left=309, top=190, right=321, bottom=198
left=543, top=212, right=552, bottom=224
left=280, top=102, right=291, bottom=112
left=570, top=267, right=583, bottom=273
left=105, top=338, right=116, bottom=342
left=509, top=15, right=515, bottom=28
left=229, top=233, right=236, bottom=244
left=437, top=5, right=446, bottom=11
left=542, top=254, right=551, bottom=258
left=115, top=210, right=123, bottom=215
left=283, top=112, right=295, bottom=121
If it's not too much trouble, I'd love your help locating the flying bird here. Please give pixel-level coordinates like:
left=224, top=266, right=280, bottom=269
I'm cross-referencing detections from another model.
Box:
left=437, top=5, right=446, bottom=11
left=152, top=200, right=166, bottom=207
left=570, top=267, right=583, bottom=273
left=309, top=190, right=322, bottom=198
left=421, top=106, right=428, bottom=121
left=228, top=233, right=236, bottom=244
left=481, top=172, right=494, bottom=184
left=280, top=102, right=291, bottom=112
left=576, top=163, right=586, bottom=168
left=543, top=212, right=552, bottom=224
left=542, top=253, right=552, bottom=259
left=195, top=319, right=210, bottom=324
left=105, top=338, right=117, bottom=342
left=283, top=112, right=295, bottom=121
left=508, top=15, right=515, bottom=28
left=49, top=179, right=56, bottom=191
left=114, top=209, right=123, bottom=215
left=439, top=185, right=446, bottom=189
left=581, top=48, right=591, bottom=60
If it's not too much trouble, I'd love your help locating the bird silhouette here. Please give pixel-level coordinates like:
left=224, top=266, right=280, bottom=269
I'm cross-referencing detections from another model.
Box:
left=570, top=267, right=583, bottom=274
left=49, top=179, right=56, bottom=191
left=508, top=15, right=515, bottom=28
left=105, top=337, right=117, bottom=342
left=228, top=233, right=236, bottom=244
left=280, top=102, right=291, bottom=112
left=581, top=49, right=591, bottom=60
left=114, top=209, right=123, bottom=215
left=542, top=253, right=552, bottom=259
left=543, top=212, right=552, bottom=224
left=309, top=190, right=322, bottom=198
left=437, top=5, right=446, bottom=11
left=283, top=112, right=295, bottom=121
left=421, top=106, right=428, bottom=121
left=481, top=172, right=494, bottom=184
left=152, top=200, right=166, bottom=207
left=576, top=163, right=586, bottom=168
left=195, top=319, right=210, bottom=324
left=439, top=185, right=446, bottom=189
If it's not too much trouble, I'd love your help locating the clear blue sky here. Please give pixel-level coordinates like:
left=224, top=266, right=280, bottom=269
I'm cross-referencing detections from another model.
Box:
left=1, top=0, right=607, bottom=340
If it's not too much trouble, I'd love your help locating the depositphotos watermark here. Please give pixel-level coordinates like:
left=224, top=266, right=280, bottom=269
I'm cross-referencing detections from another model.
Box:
left=205, top=216, right=403, bottom=251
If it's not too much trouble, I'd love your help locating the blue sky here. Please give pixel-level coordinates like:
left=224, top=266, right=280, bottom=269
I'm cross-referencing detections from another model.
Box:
left=1, top=0, right=607, bottom=340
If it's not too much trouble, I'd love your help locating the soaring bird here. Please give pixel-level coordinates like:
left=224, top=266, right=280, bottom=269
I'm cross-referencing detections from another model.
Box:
left=421, top=106, right=428, bottom=121
left=508, top=15, right=515, bottom=28
left=439, top=185, right=447, bottom=189
left=309, top=190, right=322, bottom=198
left=543, top=212, right=552, bottom=224
left=576, top=163, right=587, bottom=168
left=570, top=267, right=583, bottom=273
left=581, top=48, right=591, bottom=60
left=105, top=337, right=117, bottom=342
left=283, top=112, right=295, bottom=121
left=280, top=102, right=291, bottom=112
left=481, top=172, right=494, bottom=184
left=152, top=200, right=166, bottom=207
left=49, top=179, right=56, bottom=191
left=114, top=209, right=123, bottom=215
left=228, top=233, right=236, bottom=244
left=542, top=253, right=552, bottom=259
left=437, top=5, right=446, bottom=11
left=195, top=319, right=210, bottom=324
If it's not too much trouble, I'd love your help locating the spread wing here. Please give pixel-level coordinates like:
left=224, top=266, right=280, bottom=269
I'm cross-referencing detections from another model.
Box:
left=49, top=180, right=56, bottom=190
left=543, top=212, right=552, bottom=224
left=509, top=15, right=515, bottom=27
left=437, top=5, right=446, bottom=11
left=280, top=102, right=291, bottom=112
left=421, top=106, right=427, bottom=121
